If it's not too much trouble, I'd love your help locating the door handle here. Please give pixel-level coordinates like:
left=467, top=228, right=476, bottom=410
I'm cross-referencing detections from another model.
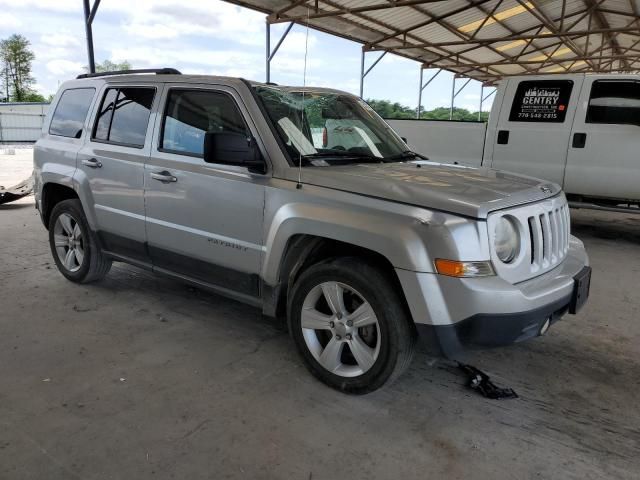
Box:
left=497, top=130, right=510, bottom=145
left=572, top=132, right=587, bottom=148
left=82, top=158, right=102, bottom=168
left=150, top=171, right=178, bottom=183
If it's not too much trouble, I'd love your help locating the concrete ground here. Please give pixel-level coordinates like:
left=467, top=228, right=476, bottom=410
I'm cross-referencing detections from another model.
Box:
left=1, top=151, right=639, bottom=479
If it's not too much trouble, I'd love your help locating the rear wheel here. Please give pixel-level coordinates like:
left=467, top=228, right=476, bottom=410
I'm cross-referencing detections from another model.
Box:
left=288, top=258, right=416, bottom=394
left=48, top=199, right=111, bottom=283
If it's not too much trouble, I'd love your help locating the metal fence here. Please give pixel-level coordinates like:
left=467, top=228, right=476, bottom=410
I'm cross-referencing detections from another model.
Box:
left=0, top=103, right=49, bottom=143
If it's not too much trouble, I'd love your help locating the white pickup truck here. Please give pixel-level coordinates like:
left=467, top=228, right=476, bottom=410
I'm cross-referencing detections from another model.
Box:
left=387, top=73, right=640, bottom=213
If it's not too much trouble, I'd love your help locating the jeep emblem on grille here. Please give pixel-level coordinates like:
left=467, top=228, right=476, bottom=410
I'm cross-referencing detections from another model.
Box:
left=540, top=185, right=553, bottom=194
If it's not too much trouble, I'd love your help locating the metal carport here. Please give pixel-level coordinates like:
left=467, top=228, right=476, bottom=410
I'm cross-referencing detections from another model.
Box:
left=80, top=1, right=640, bottom=115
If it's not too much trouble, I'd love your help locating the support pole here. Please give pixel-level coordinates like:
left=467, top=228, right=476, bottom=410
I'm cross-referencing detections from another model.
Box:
left=360, top=50, right=387, bottom=99
left=83, top=0, right=96, bottom=73
left=265, top=21, right=271, bottom=83
left=417, top=67, right=423, bottom=118
left=416, top=67, right=442, bottom=119
left=449, top=76, right=456, bottom=120
left=481, top=88, right=496, bottom=119
left=266, top=21, right=294, bottom=84
left=450, top=77, right=471, bottom=120
left=478, top=84, right=484, bottom=121
left=359, top=49, right=365, bottom=98
left=4, top=66, right=9, bottom=101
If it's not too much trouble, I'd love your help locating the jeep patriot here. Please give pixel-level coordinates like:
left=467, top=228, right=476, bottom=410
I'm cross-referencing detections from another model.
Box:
left=34, top=69, right=591, bottom=393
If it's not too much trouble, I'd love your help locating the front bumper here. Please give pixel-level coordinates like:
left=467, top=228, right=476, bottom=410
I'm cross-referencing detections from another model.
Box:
left=396, top=236, right=590, bottom=358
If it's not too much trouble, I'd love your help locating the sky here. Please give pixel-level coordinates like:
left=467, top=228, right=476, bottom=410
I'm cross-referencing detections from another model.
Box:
left=0, top=0, right=494, bottom=112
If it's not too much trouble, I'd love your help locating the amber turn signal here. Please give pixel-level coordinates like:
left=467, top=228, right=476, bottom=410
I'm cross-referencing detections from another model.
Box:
left=434, top=259, right=495, bottom=278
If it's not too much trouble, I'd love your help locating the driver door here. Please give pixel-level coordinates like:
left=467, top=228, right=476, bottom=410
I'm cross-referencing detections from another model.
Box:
left=144, top=84, right=267, bottom=299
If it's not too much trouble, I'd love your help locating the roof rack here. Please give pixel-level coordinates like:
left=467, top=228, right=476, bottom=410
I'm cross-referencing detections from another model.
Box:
left=76, top=68, right=181, bottom=79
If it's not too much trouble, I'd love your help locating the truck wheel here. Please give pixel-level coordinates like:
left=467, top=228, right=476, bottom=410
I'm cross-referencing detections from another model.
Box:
left=48, top=199, right=111, bottom=283
left=288, top=257, right=416, bottom=394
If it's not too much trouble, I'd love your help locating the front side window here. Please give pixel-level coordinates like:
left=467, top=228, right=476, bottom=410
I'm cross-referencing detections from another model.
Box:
left=253, top=85, right=408, bottom=166
left=161, top=89, right=247, bottom=157
left=586, top=80, right=640, bottom=126
left=92, top=87, right=155, bottom=147
left=49, top=88, right=96, bottom=138
left=509, top=80, right=573, bottom=123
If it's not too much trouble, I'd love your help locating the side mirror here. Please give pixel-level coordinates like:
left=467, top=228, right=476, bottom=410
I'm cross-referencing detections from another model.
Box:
left=203, top=131, right=266, bottom=174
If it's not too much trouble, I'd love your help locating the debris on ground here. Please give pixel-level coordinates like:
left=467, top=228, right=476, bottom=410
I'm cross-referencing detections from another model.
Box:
left=0, top=175, right=34, bottom=205
left=458, top=363, right=518, bottom=400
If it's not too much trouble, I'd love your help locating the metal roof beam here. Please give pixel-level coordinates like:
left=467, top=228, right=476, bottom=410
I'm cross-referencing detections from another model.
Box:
left=518, top=0, right=597, bottom=70
left=372, top=26, right=640, bottom=51
left=453, top=53, right=640, bottom=68
left=402, top=1, right=538, bottom=74
left=366, top=0, right=492, bottom=47
left=306, top=0, right=507, bottom=76
left=583, top=0, right=630, bottom=69
left=269, top=0, right=448, bottom=23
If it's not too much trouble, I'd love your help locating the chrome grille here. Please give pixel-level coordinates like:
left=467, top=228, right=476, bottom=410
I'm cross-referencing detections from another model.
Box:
left=488, top=194, right=570, bottom=284
left=527, top=203, right=570, bottom=270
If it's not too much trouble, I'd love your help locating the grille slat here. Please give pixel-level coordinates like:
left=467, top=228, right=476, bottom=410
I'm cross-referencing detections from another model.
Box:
left=541, top=213, right=552, bottom=264
left=493, top=196, right=570, bottom=283
left=527, top=204, right=569, bottom=271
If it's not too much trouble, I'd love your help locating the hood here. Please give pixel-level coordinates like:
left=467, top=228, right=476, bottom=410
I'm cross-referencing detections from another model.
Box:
left=287, top=161, right=561, bottom=219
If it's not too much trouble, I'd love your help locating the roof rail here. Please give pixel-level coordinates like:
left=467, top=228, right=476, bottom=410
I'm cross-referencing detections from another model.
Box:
left=76, top=68, right=182, bottom=79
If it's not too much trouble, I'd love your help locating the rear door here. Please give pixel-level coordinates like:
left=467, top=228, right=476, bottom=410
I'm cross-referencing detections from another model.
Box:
left=76, top=84, right=159, bottom=265
left=144, top=84, right=266, bottom=299
left=564, top=76, right=640, bottom=200
left=489, top=76, right=583, bottom=185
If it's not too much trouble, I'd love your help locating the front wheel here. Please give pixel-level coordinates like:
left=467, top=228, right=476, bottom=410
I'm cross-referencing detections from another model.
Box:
left=288, top=258, right=416, bottom=394
left=48, top=199, right=111, bottom=283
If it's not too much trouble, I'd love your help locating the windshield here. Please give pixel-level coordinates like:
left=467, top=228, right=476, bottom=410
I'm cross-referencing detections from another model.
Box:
left=253, top=85, right=409, bottom=166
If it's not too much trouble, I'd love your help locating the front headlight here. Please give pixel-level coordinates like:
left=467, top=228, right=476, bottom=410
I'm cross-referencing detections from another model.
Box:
left=494, top=216, right=520, bottom=263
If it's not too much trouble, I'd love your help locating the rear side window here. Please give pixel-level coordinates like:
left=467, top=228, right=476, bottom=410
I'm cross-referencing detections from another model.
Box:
left=509, top=80, right=573, bottom=123
left=586, top=81, right=640, bottom=126
left=49, top=88, right=96, bottom=138
left=160, top=89, right=247, bottom=157
left=92, top=87, right=155, bottom=148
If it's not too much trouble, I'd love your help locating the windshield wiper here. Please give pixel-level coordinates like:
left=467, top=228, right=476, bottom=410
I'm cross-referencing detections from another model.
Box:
left=303, top=151, right=384, bottom=163
left=384, top=150, right=429, bottom=162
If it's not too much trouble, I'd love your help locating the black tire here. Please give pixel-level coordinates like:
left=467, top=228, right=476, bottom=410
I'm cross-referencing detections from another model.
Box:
left=288, top=257, right=416, bottom=394
left=48, top=199, right=111, bottom=283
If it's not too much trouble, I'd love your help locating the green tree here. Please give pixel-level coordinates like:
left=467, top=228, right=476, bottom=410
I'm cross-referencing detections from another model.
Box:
left=0, top=34, right=37, bottom=102
left=94, top=59, right=132, bottom=72
left=365, top=99, right=415, bottom=119
left=21, top=91, right=46, bottom=102
left=366, top=98, right=489, bottom=122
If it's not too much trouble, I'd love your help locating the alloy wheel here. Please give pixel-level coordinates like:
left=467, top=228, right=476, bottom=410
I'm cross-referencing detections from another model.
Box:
left=301, top=281, right=381, bottom=377
left=53, top=213, right=85, bottom=273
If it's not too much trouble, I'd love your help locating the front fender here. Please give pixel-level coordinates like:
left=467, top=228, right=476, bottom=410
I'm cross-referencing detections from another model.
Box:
left=262, top=202, right=430, bottom=284
left=261, top=182, right=491, bottom=285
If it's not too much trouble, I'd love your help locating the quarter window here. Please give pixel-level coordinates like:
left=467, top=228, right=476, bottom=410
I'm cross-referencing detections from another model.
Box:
left=49, top=88, right=96, bottom=138
left=92, top=87, right=155, bottom=147
left=161, top=89, right=247, bottom=157
left=586, top=81, right=640, bottom=126
left=509, top=80, right=573, bottom=123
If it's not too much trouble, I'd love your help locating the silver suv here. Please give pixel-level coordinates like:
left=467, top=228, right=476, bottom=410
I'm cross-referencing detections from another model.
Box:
left=34, top=69, right=591, bottom=393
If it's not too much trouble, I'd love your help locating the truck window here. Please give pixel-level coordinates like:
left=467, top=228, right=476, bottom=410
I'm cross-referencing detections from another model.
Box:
left=160, top=89, right=247, bottom=157
left=49, top=88, right=96, bottom=138
left=586, top=80, right=640, bottom=126
left=508, top=80, right=573, bottom=123
left=92, top=87, right=155, bottom=148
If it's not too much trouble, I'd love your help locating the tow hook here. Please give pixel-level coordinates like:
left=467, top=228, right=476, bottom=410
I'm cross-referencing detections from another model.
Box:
left=458, top=363, right=518, bottom=400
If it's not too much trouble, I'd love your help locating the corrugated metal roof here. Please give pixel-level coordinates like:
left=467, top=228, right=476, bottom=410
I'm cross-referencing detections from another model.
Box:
left=225, top=0, right=640, bottom=83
